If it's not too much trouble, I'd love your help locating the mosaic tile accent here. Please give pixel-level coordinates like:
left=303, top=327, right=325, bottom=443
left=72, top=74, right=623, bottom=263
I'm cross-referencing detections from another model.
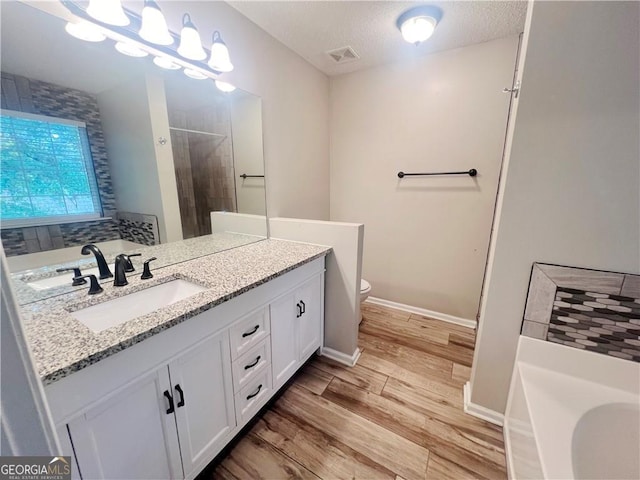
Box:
left=522, top=263, right=640, bottom=362
left=117, top=211, right=160, bottom=246
left=0, top=73, right=118, bottom=256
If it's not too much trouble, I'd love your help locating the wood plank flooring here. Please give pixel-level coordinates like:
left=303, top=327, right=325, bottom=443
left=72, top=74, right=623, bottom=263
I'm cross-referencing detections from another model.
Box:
left=210, top=304, right=507, bottom=480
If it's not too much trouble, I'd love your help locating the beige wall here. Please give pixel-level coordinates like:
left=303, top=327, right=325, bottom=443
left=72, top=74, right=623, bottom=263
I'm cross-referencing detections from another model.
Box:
left=159, top=2, right=330, bottom=221
left=329, top=36, right=520, bottom=321
left=470, top=0, right=640, bottom=415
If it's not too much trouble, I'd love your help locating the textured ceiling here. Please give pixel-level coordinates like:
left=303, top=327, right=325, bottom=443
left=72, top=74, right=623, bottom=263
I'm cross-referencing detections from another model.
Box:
left=228, top=1, right=527, bottom=76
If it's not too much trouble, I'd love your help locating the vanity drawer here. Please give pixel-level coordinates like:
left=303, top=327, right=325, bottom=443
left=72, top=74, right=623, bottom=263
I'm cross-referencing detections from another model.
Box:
left=229, top=308, right=270, bottom=359
left=231, top=337, right=271, bottom=393
left=234, top=369, right=272, bottom=425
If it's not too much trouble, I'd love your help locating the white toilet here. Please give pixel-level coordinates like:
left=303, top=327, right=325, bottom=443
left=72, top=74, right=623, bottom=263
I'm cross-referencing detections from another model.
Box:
left=359, top=279, right=371, bottom=323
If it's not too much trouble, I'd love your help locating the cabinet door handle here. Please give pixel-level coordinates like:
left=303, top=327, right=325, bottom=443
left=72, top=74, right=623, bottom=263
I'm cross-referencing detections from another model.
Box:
left=246, top=384, right=262, bottom=400
left=163, top=390, right=174, bottom=414
left=244, top=355, right=261, bottom=370
left=300, top=300, right=306, bottom=315
left=296, top=303, right=301, bottom=318
left=242, top=325, right=260, bottom=338
left=175, top=384, right=185, bottom=408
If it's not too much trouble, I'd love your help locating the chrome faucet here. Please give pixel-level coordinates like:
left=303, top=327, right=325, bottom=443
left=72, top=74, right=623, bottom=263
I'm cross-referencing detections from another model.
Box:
left=81, top=244, right=113, bottom=279
left=113, top=254, right=129, bottom=287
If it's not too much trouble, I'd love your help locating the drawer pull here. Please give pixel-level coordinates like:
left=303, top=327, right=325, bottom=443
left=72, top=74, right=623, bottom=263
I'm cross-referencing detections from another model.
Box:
left=296, top=303, right=301, bottom=318
left=244, top=356, right=261, bottom=370
left=175, top=384, right=185, bottom=408
left=163, top=390, right=175, bottom=414
left=242, top=325, right=260, bottom=338
left=300, top=300, right=306, bottom=315
left=246, top=384, right=262, bottom=400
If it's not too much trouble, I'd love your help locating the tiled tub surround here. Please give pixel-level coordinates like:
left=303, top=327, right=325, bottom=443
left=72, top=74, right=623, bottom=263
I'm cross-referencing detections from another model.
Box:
left=522, top=263, right=640, bottom=362
left=1, top=73, right=118, bottom=255
left=11, top=232, right=268, bottom=305
left=19, top=238, right=330, bottom=385
left=116, top=211, right=160, bottom=246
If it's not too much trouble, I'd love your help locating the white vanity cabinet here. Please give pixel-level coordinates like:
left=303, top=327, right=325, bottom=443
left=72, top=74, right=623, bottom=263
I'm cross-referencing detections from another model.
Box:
left=271, top=274, right=324, bottom=390
left=46, top=256, right=325, bottom=480
left=68, top=330, right=234, bottom=480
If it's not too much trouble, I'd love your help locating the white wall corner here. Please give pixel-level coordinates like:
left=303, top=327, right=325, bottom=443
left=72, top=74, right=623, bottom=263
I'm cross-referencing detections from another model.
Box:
left=463, top=381, right=504, bottom=426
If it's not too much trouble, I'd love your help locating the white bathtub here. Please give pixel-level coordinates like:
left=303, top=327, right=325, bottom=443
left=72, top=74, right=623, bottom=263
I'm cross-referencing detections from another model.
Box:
left=505, top=336, right=640, bottom=480
left=6, top=239, right=141, bottom=272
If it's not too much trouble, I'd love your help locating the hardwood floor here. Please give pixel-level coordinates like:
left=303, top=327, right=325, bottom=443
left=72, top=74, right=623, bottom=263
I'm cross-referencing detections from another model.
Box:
left=210, top=304, right=507, bottom=480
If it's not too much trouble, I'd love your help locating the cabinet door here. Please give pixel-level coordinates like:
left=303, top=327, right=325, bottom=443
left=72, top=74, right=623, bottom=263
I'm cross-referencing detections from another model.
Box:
left=270, top=292, right=299, bottom=390
left=68, top=366, right=183, bottom=480
left=297, top=274, right=323, bottom=361
left=169, top=330, right=236, bottom=479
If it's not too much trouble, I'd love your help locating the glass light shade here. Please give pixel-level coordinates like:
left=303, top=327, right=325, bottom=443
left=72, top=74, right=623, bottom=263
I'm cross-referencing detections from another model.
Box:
left=115, top=41, right=148, bottom=57
left=177, top=14, right=207, bottom=61
left=153, top=56, right=181, bottom=70
left=87, top=0, right=129, bottom=27
left=139, top=0, right=173, bottom=46
left=65, top=21, right=106, bottom=42
left=215, top=80, right=236, bottom=93
left=184, top=69, right=207, bottom=80
left=208, top=32, right=233, bottom=73
left=400, top=15, right=437, bottom=44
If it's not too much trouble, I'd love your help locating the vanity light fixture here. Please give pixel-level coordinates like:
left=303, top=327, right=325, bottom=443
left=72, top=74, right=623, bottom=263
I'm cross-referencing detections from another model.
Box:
left=86, top=0, right=129, bottom=27
left=60, top=1, right=234, bottom=82
left=139, top=0, right=173, bottom=46
left=65, top=21, right=106, bottom=42
left=208, top=31, right=234, bottom=73
left=153, top=56, right=181, bottom=70
left=177, top=14, right=207, bottom=61
left=215, top=80, right=236, bottom=93
left=115, top=41, right=149, bottom=57
left=396, top=6, right=442, bottom=45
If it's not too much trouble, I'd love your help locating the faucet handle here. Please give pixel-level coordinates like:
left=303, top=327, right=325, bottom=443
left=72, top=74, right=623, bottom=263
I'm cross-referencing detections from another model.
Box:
left=56, top=267, right=87, bottom=286
left=141, top=257, right=158, bottom=280
left=123, top=253, right=142, bottom=272
left=73, top=275, right=103, bottom=295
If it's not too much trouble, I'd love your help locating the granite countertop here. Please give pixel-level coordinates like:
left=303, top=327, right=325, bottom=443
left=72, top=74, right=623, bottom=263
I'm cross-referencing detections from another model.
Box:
left=11, top=232, right=265, bottom=305
left=20, top=239, right=331, bottom=386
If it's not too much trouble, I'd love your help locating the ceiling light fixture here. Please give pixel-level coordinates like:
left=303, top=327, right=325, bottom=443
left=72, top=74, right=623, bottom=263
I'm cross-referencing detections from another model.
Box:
left=215, top=80, right=236, bottom=93
left=65, top=21, right=106, bottom=42
left=396, top=6, right=442, bottom=45
left=178, top=14, right=207, bottom=61
left=208, top=31, right=234, bottom=73
left=59, top=1, right=235, bottom=81
left=86, top=0, right=129, bottom=27
left=139, top=0, right=173, bottom=46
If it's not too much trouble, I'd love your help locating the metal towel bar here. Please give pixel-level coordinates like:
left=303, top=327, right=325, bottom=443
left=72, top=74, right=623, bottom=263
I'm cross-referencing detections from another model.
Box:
left=397, top=169, right=477, bottom=178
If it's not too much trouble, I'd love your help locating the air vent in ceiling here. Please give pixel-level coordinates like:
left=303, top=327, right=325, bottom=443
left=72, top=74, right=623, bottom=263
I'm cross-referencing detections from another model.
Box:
left=326, top=46, right=360, bottom=64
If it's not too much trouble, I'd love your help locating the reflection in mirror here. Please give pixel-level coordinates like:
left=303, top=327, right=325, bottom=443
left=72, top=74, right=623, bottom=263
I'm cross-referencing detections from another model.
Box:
left=0, top=2, right=267, bottom=304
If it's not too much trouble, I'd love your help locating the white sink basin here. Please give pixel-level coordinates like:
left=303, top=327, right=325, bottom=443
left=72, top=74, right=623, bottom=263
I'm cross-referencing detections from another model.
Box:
left=71, top=279, right=207, bottom=333
left=28, top=265, right=111, bottom=291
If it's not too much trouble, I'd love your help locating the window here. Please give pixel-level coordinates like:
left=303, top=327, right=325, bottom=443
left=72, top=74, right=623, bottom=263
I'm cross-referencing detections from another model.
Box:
left=0, top=110, right=103, bottom=227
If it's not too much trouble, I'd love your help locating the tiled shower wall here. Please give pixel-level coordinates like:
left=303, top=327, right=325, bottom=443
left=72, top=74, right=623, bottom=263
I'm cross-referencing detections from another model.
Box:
left=522, top=263, right=640, bottom=362
left=0, top=73, right=120, bottom=256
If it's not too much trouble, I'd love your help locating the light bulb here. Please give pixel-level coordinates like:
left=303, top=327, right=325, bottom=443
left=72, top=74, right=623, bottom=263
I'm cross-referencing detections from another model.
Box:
left=153, top=56, right=181, bottom=70
left=87, top=0, right=129, bottom=26
left=115, top=42, right=148, bottom=57
left=215, top=80, right=236, bottom=93
left=139, top=0, right=173, bottom=46
left=65, top=21, right=106, bottom=42
left=184, top=69, right=207, bottom=80
left=400, top=16, right=436, bottom=44
left=177, top=13, right=207, bottom=61
left=208, top=31, right=233, bottom=73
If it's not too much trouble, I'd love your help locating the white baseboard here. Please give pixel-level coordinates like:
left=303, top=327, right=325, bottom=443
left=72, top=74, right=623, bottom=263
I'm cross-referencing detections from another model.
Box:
left=365, top=297, right=476, bottom=330
left=321, top=346, right=361, bottom=367
left=463, top=381, right=504, bottom=426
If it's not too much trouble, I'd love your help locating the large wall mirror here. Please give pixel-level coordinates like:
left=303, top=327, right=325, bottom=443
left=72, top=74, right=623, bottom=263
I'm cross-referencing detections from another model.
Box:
left=0, top=1, right=268, bottom=304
